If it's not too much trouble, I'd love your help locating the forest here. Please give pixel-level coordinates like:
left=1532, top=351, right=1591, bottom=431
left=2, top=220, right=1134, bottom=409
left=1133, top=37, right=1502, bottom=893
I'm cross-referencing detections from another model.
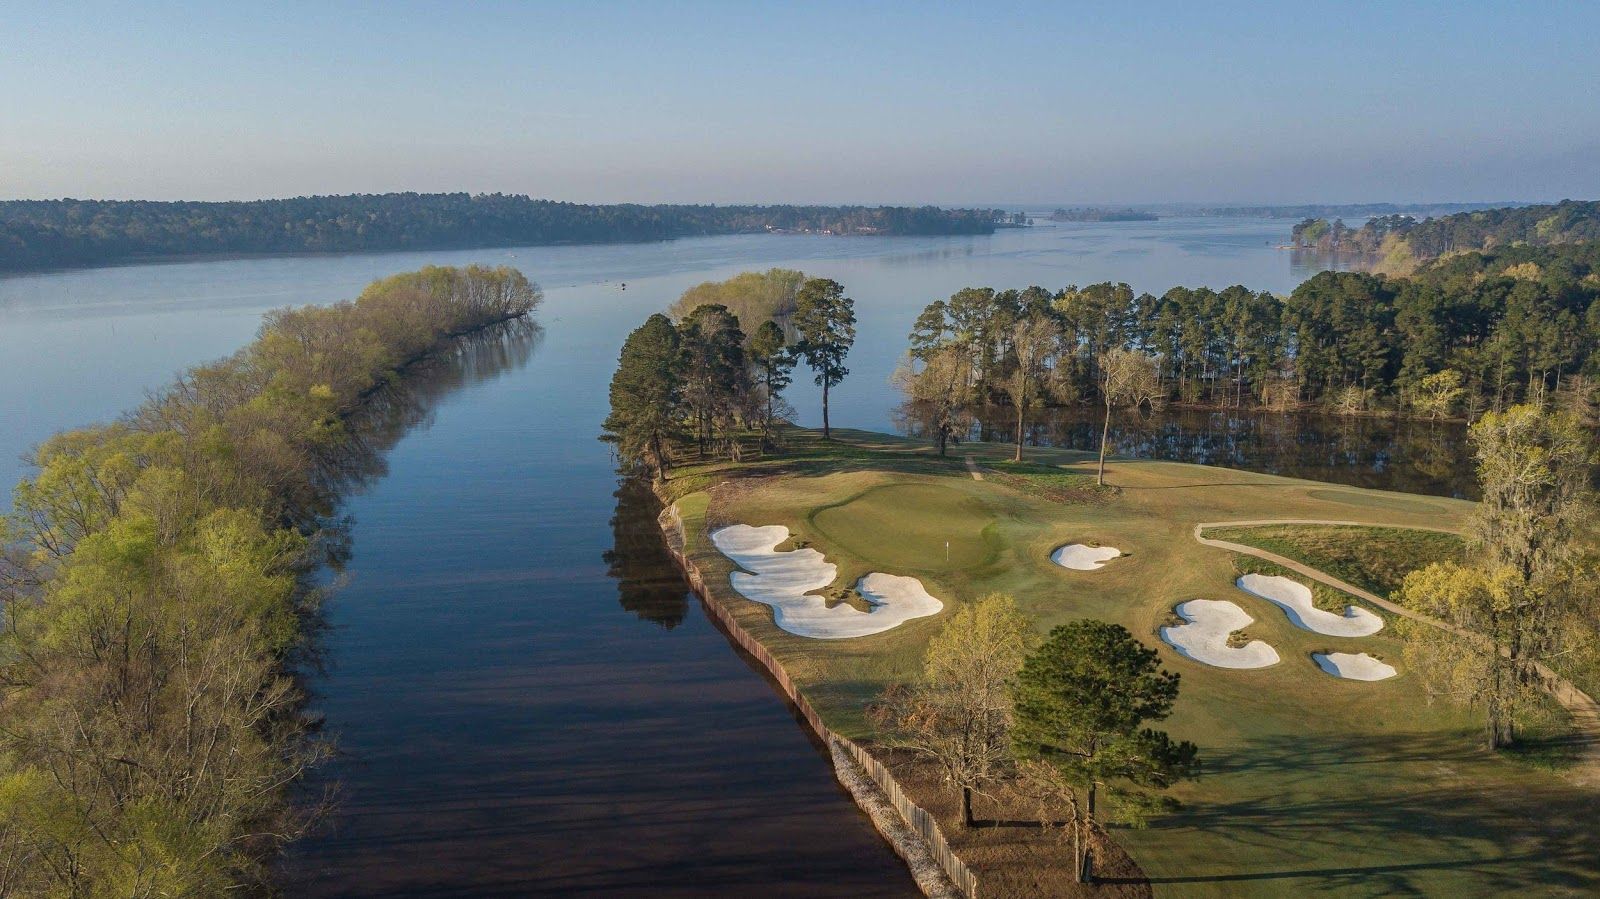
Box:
left=0, top=194, right=1007, bottom=273
left=1289, top=199, right=1600, bottom=272
left=894, top=241, right=1600, bottom=446
left=0, top=266, right=541, bottom=895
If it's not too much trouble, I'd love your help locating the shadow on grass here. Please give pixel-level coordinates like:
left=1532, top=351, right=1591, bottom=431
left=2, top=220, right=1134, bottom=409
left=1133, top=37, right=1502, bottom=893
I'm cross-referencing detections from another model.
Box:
left=1134, top=730, right=1600, bottom=893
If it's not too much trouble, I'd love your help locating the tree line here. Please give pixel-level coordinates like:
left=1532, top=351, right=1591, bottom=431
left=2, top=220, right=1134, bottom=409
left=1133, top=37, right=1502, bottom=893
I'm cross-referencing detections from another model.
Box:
left=1289, top=199, right=1600, bottom=273
left=604, top=275, right=857, bottom=479
left=0, top=194, right=1009, bottom=273
left=895, top=241, right=1600, bottom=462
left=0, top=266, right=541, bottom=895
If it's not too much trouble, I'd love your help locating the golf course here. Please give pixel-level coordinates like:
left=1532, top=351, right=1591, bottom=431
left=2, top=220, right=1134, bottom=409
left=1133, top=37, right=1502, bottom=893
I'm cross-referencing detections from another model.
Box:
left=662, top=428, right=1600, bottom=898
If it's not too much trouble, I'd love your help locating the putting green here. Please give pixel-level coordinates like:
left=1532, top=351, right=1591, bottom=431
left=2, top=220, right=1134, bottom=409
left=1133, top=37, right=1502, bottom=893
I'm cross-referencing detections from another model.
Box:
left=810, top=482, right=997, bottom=573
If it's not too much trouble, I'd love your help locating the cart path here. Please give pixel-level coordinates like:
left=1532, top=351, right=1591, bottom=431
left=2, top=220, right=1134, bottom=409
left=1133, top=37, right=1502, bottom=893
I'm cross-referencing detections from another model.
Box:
left=963, top=456, right=984, bottom=481
left=1195, top=519, right=1600, bottom=788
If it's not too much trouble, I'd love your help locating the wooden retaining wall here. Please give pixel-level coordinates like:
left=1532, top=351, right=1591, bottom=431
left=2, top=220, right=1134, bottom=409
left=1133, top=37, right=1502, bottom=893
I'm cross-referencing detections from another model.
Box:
left=657, top=504, right=979, bottom=898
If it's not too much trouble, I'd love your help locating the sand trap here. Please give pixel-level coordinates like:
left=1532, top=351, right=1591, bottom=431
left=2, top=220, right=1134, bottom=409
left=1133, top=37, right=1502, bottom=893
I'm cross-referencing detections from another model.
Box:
left=1313, top=652, right=1398, bottom=681
left=1159, top=600, right=1280, bottom=669
left=710, top=525, right=943, bottom=639
left=1236, top=573, right=1383, bottom=637
left=1051, top=543, right=1123, bottom=571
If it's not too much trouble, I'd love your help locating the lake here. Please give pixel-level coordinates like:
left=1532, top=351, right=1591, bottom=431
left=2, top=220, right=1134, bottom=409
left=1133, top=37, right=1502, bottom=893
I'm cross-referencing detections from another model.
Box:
left=0, top=217, right=1465, bottom=894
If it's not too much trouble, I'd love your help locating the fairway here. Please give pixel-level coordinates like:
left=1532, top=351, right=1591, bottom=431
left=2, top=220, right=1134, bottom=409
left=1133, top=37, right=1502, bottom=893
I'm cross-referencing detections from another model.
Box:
left=667, top=431, right=1600, bottom=897
left=811, top=481, right=1000, bottom=573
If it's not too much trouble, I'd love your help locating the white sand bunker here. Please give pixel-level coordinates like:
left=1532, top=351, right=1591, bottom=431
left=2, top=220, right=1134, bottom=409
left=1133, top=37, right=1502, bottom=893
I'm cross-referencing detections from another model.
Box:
left=1313, top=652, right=1398, bottom=681
left=1051, top=543, right=1123, bottom=571
left=710, top=525, right=943, bottom=639
left=1159, top=600, right=1280, bottom=669
left=1236, top=573, right=1383, bottom=638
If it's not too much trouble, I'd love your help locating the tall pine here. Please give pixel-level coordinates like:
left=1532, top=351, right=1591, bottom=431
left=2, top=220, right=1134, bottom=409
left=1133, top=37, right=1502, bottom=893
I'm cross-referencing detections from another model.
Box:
left=602, top=314, right=682, bottom=480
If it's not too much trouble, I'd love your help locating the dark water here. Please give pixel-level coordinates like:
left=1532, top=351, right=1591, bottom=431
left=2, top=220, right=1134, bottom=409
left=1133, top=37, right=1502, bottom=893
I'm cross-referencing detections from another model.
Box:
left=964, top=406, right=1477, bottom=498
left=0, top=218, right=1476, bottom=894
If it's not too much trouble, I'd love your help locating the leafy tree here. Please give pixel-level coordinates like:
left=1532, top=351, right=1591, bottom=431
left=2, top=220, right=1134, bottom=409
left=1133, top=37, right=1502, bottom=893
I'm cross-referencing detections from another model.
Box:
left=747, top=319, right=795, bottom=439
left=0, top=266, right=538, bottom=895
left=1411, top=369, right=1465, bottom=420
left=792, top=278, right=856, bottom=439
left=1011, top=621, right=1199, bottom=883
left=602, top=314, right=683, bottom=480
left=872, top=594, right=1032, bottom=827
left=1397, top=405, right=1597, bottom=749
left=668, top=269, right=805, bottom=336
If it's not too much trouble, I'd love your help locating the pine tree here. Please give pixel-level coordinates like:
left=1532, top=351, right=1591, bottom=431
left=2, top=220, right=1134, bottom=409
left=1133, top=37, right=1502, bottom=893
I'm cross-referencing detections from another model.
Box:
left=1011, top=621, right=1198, bottom=883
left=748, top=319, right=794, bottom=439
left=792, top=278, right=856, bottom=439
left=602, top=314, right=682, bottom=480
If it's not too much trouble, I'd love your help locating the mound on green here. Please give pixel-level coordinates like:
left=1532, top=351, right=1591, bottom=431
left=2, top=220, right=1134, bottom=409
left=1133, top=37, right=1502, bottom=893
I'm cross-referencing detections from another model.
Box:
left=811, top=482, right=998, bottom=573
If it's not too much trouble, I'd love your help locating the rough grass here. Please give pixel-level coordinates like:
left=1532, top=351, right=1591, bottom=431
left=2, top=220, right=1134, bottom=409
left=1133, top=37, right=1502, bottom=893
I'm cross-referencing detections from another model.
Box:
left=669, top=429, right=1600, bottom=897
left=1207, top=523, right=1467, bottom=598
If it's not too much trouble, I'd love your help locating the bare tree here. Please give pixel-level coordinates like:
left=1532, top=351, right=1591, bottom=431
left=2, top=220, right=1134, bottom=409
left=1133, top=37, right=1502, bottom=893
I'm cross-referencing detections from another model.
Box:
left=1095, top=349, right=1160, bottom=486
left=1002, top=315, right=1058, bottom=462
left=891, top=346, right=975, bottom=456
left=871, top=594, right=1032, bottom=826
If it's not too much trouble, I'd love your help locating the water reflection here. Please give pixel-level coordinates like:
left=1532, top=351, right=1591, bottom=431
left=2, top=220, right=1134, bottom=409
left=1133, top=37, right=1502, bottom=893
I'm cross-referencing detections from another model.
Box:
left=604, top=478, right=689, bottom=629
left=333, top=320, right=544, bottom=497
left=925, top=406, right=1478, bottom=499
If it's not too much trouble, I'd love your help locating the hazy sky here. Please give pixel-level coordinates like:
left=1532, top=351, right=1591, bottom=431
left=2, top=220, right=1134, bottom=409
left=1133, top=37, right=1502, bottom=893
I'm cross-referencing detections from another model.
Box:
left=3, top=1, right=1597, bottom=205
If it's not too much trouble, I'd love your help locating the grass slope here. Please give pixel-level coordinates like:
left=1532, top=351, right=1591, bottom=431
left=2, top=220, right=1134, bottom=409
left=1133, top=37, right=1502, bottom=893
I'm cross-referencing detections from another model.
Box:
left=1206, top=524, right=1468, bottom=599
left=668, top=429, right=1598, bottom=897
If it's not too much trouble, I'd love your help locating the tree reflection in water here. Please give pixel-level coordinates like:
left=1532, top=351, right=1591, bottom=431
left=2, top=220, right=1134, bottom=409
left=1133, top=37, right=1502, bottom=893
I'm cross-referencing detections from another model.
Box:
left=604, top=478, right=689, bottom=628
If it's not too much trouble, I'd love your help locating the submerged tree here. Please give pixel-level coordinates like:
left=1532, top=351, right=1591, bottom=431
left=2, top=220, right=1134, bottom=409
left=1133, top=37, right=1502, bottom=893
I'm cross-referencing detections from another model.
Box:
left=1011, top=621, right=1198, bottom=883
left=1396, top=404, right=1597, bottom=749
left=872, top=594, right=1032, bottom=827
left=602, top=314, right=683, bottom=480
left=793, top=278, right=856, bottom=439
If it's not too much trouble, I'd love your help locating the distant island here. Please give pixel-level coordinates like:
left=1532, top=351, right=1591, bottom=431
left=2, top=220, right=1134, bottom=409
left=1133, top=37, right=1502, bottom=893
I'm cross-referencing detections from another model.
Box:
left=1049, top=207, right=1158, bottom=222
left=0, top=193, right=1010, bottom=273
left=1288, top=199, right=1600, bottom=273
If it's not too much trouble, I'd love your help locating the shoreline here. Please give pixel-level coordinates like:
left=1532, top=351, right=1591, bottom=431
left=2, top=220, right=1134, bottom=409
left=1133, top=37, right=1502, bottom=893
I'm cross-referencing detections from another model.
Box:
left=653, top=497, right=975, bottom=898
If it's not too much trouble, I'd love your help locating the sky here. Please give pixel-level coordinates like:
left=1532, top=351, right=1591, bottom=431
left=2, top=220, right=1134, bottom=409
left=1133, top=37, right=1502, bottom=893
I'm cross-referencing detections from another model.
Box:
left=2, top=1, right=1597, bottom=206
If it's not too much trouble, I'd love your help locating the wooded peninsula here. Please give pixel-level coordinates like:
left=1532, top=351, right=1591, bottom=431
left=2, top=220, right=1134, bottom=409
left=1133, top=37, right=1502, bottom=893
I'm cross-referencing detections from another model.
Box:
left=0, top=194, right=1008, bottom=273
left=0, top=265, right=541, bottom=895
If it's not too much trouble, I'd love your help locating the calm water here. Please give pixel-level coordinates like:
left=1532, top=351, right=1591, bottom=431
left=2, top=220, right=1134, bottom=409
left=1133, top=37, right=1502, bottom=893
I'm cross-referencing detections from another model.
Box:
left=0, top=217, right=1466, bottom=894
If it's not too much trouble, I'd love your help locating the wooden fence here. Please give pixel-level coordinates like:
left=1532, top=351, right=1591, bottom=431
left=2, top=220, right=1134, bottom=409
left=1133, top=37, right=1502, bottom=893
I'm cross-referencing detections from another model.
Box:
left=657, top=504, right=979, bottom=898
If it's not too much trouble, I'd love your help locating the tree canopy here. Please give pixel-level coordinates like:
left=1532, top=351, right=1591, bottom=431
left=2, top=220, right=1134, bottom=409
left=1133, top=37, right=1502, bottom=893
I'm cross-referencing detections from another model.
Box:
left=0, top=266, right=540, bottom=895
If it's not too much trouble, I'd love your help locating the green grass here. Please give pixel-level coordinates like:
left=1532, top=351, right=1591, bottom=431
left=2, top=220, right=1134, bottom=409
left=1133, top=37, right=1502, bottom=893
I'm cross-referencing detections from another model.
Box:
left=812, top=482, right=1001, bottom=573
left=668, top=430, right=1598, bottom=897
left=1208, top=523, right=1467, bottom=598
